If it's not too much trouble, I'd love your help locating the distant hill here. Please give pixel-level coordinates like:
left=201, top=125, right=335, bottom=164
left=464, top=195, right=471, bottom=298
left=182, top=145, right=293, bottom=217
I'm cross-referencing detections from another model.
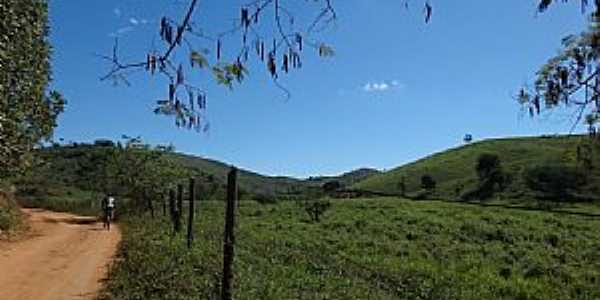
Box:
left=21, top=144, right=379, bottom=200
left=306, top=168, right=381, bottom=187
left=354, top=135, right=600, bottom=200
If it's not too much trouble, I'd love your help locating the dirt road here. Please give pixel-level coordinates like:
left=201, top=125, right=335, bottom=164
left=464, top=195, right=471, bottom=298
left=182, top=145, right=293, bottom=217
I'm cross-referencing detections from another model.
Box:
left=0, top=208, right=121, bottom=300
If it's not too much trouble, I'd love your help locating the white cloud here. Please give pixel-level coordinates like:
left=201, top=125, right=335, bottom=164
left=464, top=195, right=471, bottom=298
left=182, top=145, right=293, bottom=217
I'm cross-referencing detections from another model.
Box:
left=109, top=26, right=134, bottom=37
left=113, top=8, right=122, bottom=17
left=129, top=18, right=139, bottom=25
left=363, top=80, right=403, bottom=92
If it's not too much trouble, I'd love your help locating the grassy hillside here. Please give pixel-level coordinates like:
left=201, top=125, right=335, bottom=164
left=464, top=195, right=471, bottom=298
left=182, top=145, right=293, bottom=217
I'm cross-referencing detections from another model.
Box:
left=171, top=153, right=308, bottom=195
left=101, top=198, right=600, bottom=299
left=19, top=144, right=378, bottom=203
left=306, top=168, right=381, bottom=187
left=355, top=135, right=600, bottom=201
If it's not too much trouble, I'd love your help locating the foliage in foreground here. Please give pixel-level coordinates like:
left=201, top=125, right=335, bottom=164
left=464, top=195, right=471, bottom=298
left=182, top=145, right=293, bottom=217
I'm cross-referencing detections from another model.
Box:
left=102, top=198, right=600, bottom=300
left=0, top=190, right=23, bottom=235
left=0, top=0, right=65, bottom=178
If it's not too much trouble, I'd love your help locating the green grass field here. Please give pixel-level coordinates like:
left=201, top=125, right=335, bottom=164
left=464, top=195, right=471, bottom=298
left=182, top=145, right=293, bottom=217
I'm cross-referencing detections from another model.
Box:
left=102, top=198, right=600, bottom=300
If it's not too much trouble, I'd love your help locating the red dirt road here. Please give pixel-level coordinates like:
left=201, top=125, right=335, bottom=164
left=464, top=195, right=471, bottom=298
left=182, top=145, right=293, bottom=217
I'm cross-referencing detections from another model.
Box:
left=0, top=208, right=121, bottom=300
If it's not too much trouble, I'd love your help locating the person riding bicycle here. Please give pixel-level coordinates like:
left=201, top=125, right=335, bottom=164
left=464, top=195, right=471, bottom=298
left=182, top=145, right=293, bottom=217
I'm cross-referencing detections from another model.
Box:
left=101, top=195, right=116, bottom=229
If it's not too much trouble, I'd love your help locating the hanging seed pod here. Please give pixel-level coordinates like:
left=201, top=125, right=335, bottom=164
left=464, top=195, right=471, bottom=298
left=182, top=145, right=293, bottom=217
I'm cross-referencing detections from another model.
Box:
left=160, top=17, right=167, bottom=39
left=560, top=68, right=569, bottom=87
left=188, top=91, right=194, bottom=110
left=217, top=40, right=222, bottom=60
left=296, top=34, right=303, bottom=51
left=197, top=94, right=203, bottom=109
left=241, top=8, right=249, bottom=27
left=166, top=25, right=173, bottom=44
left=283, top=54, right=289, bottom=73
left=177, top=65, right=184, bottom=85
left=533, top=95, right=540, bottom=114
left=268, top=54, right=276, bottom=77
left=176, top=26, right=183, bottom=45
left=243, top=33, right=247, bottom=45
left=273, top=39, right=277, bottom=56
left=254, top=11, right=259, bottom=23
left=151, top=55, right=157, bottom=74
left=244, top=49, right=249, bottom=61
left=175, top=99, right=181, bottom=113
left=146, top=54, right=151, bottom=71
left=169, top=84, right=175, bottom=102
left=260, top=42, right=265, bottom=61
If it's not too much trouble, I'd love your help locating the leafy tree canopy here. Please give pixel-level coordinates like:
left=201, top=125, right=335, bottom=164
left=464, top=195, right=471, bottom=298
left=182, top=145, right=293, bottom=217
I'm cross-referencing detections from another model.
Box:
left=0, top=0, right=65, bottom=178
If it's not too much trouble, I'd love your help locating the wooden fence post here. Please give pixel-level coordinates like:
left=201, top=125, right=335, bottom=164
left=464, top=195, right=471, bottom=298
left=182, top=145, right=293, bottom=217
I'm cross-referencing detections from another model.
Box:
left=187, top=177, right=195, bottom=249
left=221, top=167, right=238, bottom=300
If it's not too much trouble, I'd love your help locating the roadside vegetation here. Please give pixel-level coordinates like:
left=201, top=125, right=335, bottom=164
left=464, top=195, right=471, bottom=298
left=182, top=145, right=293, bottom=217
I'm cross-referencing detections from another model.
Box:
left=101, top=198, right=600, bottom=300
left=0, top=189, right=24, bottom=237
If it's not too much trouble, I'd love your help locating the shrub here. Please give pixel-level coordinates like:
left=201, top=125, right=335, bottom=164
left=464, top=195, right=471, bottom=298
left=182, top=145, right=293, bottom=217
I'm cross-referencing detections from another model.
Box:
left=253, top=192, right=278, bottom=204
left=322, top=181, right=342, bottom=193
left=304, top=200, right=331, bottom=222
left=524, top=164, right=587, bottom=200
left=465, top=153, right=509, bottom=200
left=420, top=175, right=436, bottom=191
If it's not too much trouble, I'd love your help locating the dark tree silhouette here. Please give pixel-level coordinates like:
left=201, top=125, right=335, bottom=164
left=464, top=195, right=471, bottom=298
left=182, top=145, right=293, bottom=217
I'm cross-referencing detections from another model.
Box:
left=420, top=174, right=436, bottom=191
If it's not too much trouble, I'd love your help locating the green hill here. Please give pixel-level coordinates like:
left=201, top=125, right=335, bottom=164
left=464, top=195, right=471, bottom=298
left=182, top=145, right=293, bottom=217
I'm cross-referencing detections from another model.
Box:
left=17, top=143, right=379, bottom=203
left=355, top=135, right=600, bottom=201
left=305, top=168, right=381, bottom=187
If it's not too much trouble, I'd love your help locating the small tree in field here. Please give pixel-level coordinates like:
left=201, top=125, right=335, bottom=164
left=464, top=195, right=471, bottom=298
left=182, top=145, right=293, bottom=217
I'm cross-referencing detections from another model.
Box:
left=420, top=175, right=436, bottom=191
left=397, top=176, right=406, bottom=197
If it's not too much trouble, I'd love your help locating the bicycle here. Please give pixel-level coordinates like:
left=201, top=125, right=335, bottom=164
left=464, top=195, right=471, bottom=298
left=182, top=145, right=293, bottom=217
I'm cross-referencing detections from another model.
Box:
left=103, top=207, right=113, bottom=231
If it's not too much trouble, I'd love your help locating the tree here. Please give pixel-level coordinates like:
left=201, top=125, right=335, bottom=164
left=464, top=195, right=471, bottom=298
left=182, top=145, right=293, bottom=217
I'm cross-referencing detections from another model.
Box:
left=1, top=0, right=65, bottom=178
left=101, top=0, right=337, bottom=131
left=100, top=136, right=190, bottom=210
left=519, top=1, right=600, bottom=133
left=420, top=174, right=436, bottom=191
left=322, top=180, right=342, bottom=193
left=524, top=164, right=587, bottom=199
left=398, top=176, right=407, bottom=196
left=476, top=153, right=502, bottom=181
left=100, top=1, right=593, bottom=134
left=471, top=153, right=508, bottom=199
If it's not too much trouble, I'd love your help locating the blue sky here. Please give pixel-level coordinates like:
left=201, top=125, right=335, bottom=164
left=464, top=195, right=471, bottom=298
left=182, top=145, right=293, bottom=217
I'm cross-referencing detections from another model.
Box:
left=49, top=0, right=586, bottom=178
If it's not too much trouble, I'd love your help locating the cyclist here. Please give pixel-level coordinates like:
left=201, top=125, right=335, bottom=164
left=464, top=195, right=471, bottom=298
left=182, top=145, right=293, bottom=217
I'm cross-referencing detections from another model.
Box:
left=101, top=195, right=116, bottom=230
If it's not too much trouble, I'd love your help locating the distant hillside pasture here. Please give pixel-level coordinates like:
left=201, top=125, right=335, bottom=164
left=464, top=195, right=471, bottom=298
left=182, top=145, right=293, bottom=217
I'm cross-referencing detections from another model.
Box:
left=355, top=136, right=600, bottom=202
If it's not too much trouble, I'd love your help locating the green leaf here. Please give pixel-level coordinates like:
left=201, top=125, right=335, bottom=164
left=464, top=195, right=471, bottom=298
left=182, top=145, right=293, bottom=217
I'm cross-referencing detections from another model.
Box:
left=190, top=51, right=209, bottom=69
